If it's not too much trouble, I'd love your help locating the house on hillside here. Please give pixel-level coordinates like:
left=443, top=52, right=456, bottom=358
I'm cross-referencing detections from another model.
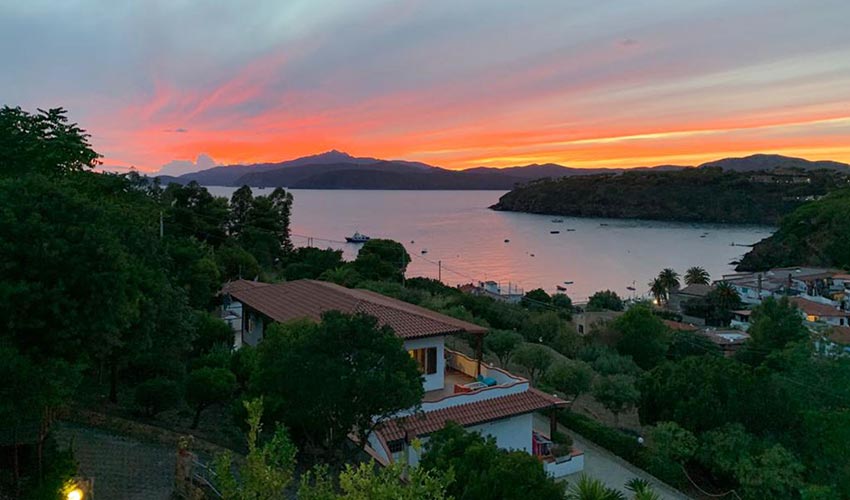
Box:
left=789, top=297, right=850, bottom=327
left=698, top=328, right=750, bottom=357
left=817, top=326, right=850, bottom=356
left=723, top=267, right=848, bottom=308
left=573, top=310, right=623, bottom=335
left=667, top=284, right=713, bottom=315
left=220, top=279, right=583, bottom=477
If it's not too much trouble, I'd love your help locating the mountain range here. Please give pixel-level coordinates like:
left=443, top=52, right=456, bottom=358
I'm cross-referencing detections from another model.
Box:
left=155, top=152, right=849, bottom=190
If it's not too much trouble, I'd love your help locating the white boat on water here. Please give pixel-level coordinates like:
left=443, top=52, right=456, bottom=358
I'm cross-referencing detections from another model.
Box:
left=345, top=231, right=371, bottom=243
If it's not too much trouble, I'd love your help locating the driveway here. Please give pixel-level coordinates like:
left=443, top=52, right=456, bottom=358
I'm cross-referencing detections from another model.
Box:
left=535, top=415, right=691, bottom=499
left=53, top=421, right=176, bottom=500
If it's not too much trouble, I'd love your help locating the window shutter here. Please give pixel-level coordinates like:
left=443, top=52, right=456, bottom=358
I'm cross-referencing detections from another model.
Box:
left=426, top=347, right=437, bottom=374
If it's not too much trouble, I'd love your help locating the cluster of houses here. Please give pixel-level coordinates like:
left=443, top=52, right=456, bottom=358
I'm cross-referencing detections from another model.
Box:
left=674, top=267, right=850, bottom=355
left=220, top=279, right=584, bottom=478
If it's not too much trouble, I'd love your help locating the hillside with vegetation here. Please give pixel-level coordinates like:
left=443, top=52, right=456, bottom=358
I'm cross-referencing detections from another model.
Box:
left=737, top=188, right=850, bottom=271
left=491, top=166, right=849, bottom=224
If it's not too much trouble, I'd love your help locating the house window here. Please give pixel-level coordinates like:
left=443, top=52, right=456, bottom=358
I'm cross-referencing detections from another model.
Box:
left=409, top=347, right=438, bottom=374
left=388, top=440, right=405, bottom=454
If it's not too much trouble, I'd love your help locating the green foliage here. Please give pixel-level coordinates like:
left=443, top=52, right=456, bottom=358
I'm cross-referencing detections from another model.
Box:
left=192, top=312, right=234, bottom=355
left=684, top=266, right=710, bottom=285
left=738, top=187, right=850, bottom=270
left=666, top=330, right=721, bottom=360
left=521, top=310, right=566, bottom=344
left=648, top=422, right=697, bottom=462
left=592, top=352, right=641, bottom=376
left=251, top=312, right=423, bottom=456
left=522, top=288, right=551, bottom=309
left=353, top=239, right=410, bottom=282
left=552, top=292, right=573, bottom=312
left=0, top=105, right=100, bottom=176
left=512, top=343, right=553, bottom=383
left=683, top=282, right=742, bottom=326
left=420, top=423, right=565, bottom=500
left=587, top=290, right=624, bottom=312
left=613, top=306, right=670, bottom=370
left=319, top=265, right=363, bottom=287
left=214, top=398, right=297, bottom=499
left=592, top=375, right=640, bottom=425
left=299, top=462, right=452, bottom=500
left=484, top=329, right=524, bottom=366
left=185, top=366, right=237, bottom=428
left=626, top=478, right=661, bottom=500
left=284, top=247, right=344, bottom=280
left=735, top=444, right=805, bottom=500
left=544, top=359, right=594, bottom=403
left=215, top=242, right=261, bottom=281
left=134, top=377, right=181, bottom=416
left=740, top=296, right=809, bottom=365
left=565, top=474, right=625, bottom=500
left=695, top=423, right=756, bottom=481
left=495, top=167, right=844, bottom=225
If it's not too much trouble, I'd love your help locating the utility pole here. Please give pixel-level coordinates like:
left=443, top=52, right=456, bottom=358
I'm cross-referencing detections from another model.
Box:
left=159, top=210, right=164, bottom=239
left=438, top=260, right=442, bottom=282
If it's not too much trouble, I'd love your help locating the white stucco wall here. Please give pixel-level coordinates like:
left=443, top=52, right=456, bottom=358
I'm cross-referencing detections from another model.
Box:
left=403, top=336, right=445, bottom=392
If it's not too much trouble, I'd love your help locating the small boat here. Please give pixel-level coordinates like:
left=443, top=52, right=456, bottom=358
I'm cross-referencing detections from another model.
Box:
left=556, top=285, right=567, bottom=291
left=600, top=223, right=609, bottom=227
left=345, top=231, right=371, bottom=243
left=563, top=281, right=574, bottom=285
left=700, top=235, right=707, bottom=238
left=530, top=253, right=535, bottom=257
left=421, top=249, right=428, bottom=254
left=550, top=230, right=560, bottom=234
left=626, top=286, right=636, bottom=291
left=566, top=228, right=576, bottom=232
left=410, top=240, right=415, bottom=244
left=504, top=239, right=510, bottom=243
left=551, top=218, right=564, bottom=223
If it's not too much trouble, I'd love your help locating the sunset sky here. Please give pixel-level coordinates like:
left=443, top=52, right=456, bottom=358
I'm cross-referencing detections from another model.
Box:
left=3, top=0, right=850, bottom=174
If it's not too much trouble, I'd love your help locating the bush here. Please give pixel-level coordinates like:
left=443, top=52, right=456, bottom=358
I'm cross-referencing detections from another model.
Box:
left=135, top=377, right=181, bottom=416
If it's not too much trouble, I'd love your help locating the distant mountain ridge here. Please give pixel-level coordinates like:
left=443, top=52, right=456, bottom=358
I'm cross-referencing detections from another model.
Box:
left=156, top=152, right=849, bottom=190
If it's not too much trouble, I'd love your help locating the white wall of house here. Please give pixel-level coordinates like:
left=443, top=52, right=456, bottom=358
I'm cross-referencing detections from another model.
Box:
left=403, top=336, right=445, bottom=392
left=544, top=453, right=585, bottom=478
left=393, top=412, right=535, bottom=468
left=242, top=310, right=265, bottom=346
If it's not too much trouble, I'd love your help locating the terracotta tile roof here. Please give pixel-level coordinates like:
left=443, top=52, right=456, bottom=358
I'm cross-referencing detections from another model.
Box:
left=226, top=279, right=487, bottom=339
left=789, top=297, right=850, bottom=318
left=827, top=326, right=850, bottom=345
left=674, top=284, right=714, bottom=297
left=376, top=389, right=567, bottom=442
left=663, top=320, right=699, bottom=331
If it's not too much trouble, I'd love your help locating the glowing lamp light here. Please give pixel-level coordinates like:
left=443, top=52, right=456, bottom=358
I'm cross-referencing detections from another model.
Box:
left=66, top=488, right=84, bottom=500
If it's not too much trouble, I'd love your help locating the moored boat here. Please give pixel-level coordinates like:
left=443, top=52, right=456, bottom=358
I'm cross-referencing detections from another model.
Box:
left=345, top=231, right=371, bottom=243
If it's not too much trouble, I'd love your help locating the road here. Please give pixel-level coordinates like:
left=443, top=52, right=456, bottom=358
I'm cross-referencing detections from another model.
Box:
left=535, top=415, right=691, bottom=499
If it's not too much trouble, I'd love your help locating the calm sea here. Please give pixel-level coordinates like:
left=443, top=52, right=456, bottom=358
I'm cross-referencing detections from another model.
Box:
left=205, top=187, right=773, bottom=302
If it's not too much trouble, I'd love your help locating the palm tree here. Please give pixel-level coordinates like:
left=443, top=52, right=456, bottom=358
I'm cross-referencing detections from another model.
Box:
left=649, top=278, right=666, bottom=306
left=626, top=478, right=661, bottom=500
left=658, top=268, right=680, bottom=293
left=684, top=266, right=710, bottom=286
left=566, top=475, right=626, bottom=500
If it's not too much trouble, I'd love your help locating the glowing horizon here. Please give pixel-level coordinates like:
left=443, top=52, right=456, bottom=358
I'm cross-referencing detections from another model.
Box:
left=3, top=1, right=849, bottom=174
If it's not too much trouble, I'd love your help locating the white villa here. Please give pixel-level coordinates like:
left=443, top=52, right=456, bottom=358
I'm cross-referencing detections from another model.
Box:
left=221, top=279, right=583, bottom=478
left=722, top=267, right=850, bottom=308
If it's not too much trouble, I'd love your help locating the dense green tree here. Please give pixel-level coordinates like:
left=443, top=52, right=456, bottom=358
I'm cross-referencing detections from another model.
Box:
left=684, top=267, right=710, bottom=285
left=684, top=281, right=742, bottom=326
left=215, top=241, right=261, bottom=281
left=185, top=366, right=237, bottom=428
left=658, top=268, right=680, bottom=296
left=0, top=106, right=100, bottom=177
left=613, top=306, right=670, bottom=370
left=637, top=356, right=752, bottom=433
left=251, top=312, right=422, bottom=456
left=522, top=288, right=551, bottom=309
left=735, top=444, right=805, bottom=500
left=134, top=377, right=181, bottom=416
left=666, top=330, right=721, bottom=360
left=521, top=310, right=566, bottom=344
left=648, top=422, right=697, bottom=463
left=163, top=181, right=230, bottom=245
left=695, top=423, right=756, bottom=482
left=239, top=191, right=294, bottom=268
left=353, top=239, right=410, bottom=282
left=420, top=423, right=565, bottom=500
left=587, top=290, right=625, bottom=312
left=544, top=359, right=594, bottom=406
left=740, top=296, right=809, bottom=365
left=484, top=329, right=524, bottom=367
left=229, top=185, right=254, bottom=237
left=592, top=374, right=640, bottom=426
left=513, top=343, right=553, bottom=383
left=285, top=247, right=345, bottom=280
left=319, top=265, right=363, bottom=287
left=592, top=352, right=641, bottom=376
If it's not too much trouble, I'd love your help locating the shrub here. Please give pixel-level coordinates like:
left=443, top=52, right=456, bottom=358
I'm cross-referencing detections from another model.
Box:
left=135, top=377, right=181, bottom=416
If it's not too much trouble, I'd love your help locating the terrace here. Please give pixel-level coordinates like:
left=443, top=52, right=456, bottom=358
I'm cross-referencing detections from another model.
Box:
left=419, top=349, right=528, bottom=410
